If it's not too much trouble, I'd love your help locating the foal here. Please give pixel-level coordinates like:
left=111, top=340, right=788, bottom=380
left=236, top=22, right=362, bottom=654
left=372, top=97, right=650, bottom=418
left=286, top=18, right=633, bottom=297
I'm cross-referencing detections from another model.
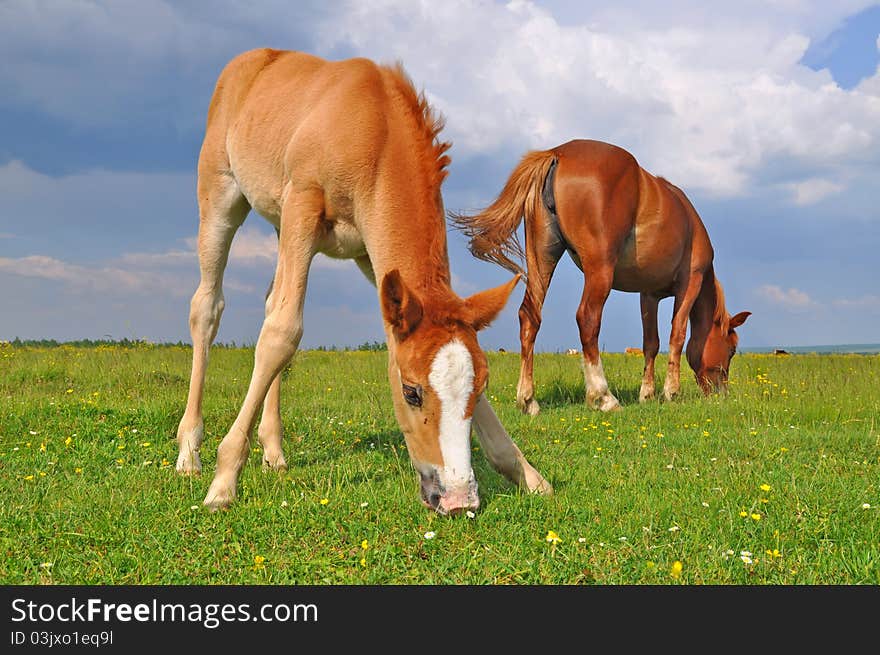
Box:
left=453, top=139, right=750, bottom=414
left=176, top=49, right=551, bottom=513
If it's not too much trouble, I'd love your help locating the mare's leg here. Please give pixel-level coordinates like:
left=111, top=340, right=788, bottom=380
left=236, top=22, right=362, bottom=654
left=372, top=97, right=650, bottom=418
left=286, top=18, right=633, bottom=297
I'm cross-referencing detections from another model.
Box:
left=256, top=270, right=288, bottom=471
left=663, top=272, right=704, bottom=400
left=639, top=293, right=660, bottom=402
left=176, top=175, right=250, bottom=474
left=516, top=229, right=564, bottom=416
left=203, top=189, right=321, bottom=509
left=576, top=263, right=620, bottom=411
left=472, top=394, right=552, bottom=494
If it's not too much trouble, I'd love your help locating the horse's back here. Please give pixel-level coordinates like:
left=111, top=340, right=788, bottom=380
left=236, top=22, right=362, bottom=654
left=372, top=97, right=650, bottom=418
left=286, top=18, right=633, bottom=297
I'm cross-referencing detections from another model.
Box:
left=204, top=49, right=391, bottom=222
left=548, top=139, right=703, bottom=292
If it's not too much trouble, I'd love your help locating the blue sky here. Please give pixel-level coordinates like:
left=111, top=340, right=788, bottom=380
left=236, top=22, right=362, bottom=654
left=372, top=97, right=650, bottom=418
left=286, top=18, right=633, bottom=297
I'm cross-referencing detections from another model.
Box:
left=1, top=0, right=878, bottom=352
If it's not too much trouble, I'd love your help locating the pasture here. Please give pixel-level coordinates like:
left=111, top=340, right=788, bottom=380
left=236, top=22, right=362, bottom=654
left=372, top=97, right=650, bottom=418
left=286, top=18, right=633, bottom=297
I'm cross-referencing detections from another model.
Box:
left=0, top=341, right=877, bottom=584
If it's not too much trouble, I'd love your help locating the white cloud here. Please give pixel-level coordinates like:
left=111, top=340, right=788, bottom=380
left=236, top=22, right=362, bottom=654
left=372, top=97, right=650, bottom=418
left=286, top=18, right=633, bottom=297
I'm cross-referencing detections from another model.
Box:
left=0, top=254, right=197, bottom=298
left=757, top=284, right=818, bottom=308
left=833, top=294, right=880, bottom=309
left=785, top=177, right=845, bottom=205
left=314, top=1, right=880, bottom=201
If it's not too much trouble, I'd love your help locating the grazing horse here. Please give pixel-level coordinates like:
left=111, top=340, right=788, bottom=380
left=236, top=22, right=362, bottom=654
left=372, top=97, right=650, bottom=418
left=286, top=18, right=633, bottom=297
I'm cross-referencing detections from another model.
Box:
left=452, top=139, right=750, bottom=415
left=175, top=49, right=551, bottom=514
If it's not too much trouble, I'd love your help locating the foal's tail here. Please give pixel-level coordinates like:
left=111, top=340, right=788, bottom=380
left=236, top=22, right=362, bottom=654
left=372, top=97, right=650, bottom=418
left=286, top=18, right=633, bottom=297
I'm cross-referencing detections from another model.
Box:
left=450, top=149, right=557, bottom=276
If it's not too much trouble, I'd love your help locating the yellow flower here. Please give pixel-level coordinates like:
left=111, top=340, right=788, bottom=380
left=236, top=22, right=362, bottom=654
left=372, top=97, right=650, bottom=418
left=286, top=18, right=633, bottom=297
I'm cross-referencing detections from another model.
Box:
left=360, top=558, right=366, bottom=567
left=646, top=561, right=656, bottom=569
left=760, top=484, right=772, bottom=492
left=24, top=474, right=34, bottom=481
left=65, top=436, right=72, bottom=447
left=361, top=540, right=368, bottom=550
left=253, top=555, right=266, bottom=569
left=751, top=513, right=762, bottom=521
left=39, top=443, right=46, bottom=452
left=319, top=498, right=329, bottom=505
left=670, top=561, right=683, bottom=579
left=74, top=467, right=83, bottom=474
left=739, top=511, right=748, bottom=517
left=545, top=530, right=562, bottom=545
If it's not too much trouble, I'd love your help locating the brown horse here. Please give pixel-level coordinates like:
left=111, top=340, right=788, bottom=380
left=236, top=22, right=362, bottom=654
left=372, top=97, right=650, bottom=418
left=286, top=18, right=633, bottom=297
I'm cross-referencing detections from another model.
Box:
left=175, top=48, right=551, bottom=514
left=452, top=139, right=750, bottom=414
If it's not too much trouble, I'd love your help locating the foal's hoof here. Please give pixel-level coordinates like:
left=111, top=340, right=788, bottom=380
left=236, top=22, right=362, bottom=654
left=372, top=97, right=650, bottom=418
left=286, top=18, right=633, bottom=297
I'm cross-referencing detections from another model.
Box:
left=175, top=450, right=202, bottom=476
left=261, top=453, right=288, bottom=473
left=203, top=483, right=235, bottom=512
left=523, top=465, right=554, bottom=496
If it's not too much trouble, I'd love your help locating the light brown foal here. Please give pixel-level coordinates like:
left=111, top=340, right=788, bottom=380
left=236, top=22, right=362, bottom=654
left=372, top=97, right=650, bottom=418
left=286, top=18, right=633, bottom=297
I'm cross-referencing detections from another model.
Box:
left=453, top=139, right=750, bottom=414
left=175, top=49, right=551, bottom=513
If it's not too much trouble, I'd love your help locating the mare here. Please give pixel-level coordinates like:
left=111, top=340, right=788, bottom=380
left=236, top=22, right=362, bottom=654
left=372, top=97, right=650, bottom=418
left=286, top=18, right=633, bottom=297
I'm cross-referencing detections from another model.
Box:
left=452, top=139, right=750, bottom=415
left=176, top=49, right=551, bottom=514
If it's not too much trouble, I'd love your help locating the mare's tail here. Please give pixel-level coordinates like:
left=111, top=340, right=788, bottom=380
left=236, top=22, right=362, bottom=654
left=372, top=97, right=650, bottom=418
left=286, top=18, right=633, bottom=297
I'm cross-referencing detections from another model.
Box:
left=449, top=149, right=557, bottom=275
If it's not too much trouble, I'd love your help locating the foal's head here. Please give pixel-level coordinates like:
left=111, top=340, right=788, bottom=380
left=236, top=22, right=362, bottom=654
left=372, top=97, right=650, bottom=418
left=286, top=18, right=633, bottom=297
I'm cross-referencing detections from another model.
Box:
left=687, top=310, right=751, bottom=394
left=380, top=270, right=520, bottom=515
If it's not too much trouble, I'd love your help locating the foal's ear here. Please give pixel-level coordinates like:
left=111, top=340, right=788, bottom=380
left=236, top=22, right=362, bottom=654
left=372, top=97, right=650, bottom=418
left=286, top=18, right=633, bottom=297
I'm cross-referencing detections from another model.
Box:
left=729, top=311, right=752, bottom=329
left=464, top=274, right=522, bottom=331
left=380, top=270, right=424, bottom=341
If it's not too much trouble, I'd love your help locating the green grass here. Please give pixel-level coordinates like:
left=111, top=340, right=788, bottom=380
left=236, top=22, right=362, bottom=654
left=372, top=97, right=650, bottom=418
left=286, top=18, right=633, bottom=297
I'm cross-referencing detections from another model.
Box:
left=1, top=341, right=877, bottom=584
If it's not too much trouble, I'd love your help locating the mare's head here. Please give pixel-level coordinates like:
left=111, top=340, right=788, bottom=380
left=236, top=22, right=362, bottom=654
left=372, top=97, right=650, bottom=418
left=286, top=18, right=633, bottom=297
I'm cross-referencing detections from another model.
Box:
left=379, top=269, right=520, bottom=515
left=687, top=307, right=751, bottom=394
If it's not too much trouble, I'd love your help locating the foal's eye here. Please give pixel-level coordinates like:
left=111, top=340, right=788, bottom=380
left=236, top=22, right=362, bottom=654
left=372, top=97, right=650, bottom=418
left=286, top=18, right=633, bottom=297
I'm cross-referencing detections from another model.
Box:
left=402, top=383, right=423, bottom=408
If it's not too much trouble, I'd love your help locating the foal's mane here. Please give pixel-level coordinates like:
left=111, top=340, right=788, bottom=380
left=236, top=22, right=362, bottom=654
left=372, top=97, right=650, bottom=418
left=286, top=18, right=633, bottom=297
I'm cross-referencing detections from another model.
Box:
left=382, top=63, right=452, bottom=191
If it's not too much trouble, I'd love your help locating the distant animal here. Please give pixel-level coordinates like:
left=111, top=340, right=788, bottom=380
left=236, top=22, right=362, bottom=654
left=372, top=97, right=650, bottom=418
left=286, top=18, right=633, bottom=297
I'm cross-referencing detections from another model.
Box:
left=773, top=349, right=790, bottom=355
left=452, top=139, right=751, bottom=414
left=625, top=347, right=644, bottom=356
left=566, top=348, right=579, bottom=356
left=175, top=49, right=551, bottom=515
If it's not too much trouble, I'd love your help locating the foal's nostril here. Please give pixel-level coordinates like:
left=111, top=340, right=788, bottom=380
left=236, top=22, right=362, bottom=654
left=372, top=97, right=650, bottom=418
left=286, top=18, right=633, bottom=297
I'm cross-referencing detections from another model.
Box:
left=429, top=492, right=441, bottom=509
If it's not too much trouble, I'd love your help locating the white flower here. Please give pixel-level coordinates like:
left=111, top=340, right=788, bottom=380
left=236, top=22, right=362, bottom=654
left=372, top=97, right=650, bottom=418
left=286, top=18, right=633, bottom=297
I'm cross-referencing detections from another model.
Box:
left=465, top=511, right=475, bottom=519
left=701, top=502, right=710, bottom=507
left=424, top=531, right=436, bottom=540
left=190, top=505, right=199, bottom=510
left=280, top=501, right=289, bottom=508
left=618, top=536, right=628, bottom=542
left=360, top=501, right=369, bottom=508
left=577, top=537, right=587, bottom=543
left=740, top=554, right=753, bottom=565
left=668, top=525, right=680, bottom=532
left=862, top=503, right=871, bottom=509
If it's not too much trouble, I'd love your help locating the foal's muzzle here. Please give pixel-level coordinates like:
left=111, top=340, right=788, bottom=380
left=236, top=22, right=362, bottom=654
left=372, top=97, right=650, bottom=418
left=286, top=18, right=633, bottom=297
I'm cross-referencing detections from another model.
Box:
left=419, top=469, right=479, bottom=516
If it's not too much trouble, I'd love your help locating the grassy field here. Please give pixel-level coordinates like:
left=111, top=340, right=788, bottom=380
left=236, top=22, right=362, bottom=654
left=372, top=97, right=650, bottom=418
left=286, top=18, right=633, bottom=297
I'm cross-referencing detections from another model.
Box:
left=0, top=341, right=877, bottom=584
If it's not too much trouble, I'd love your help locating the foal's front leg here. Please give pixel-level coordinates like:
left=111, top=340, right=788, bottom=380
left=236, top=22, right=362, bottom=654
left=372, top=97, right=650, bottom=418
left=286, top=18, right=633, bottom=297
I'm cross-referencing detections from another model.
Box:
left=204, top=191, right=320, bottom=510
left=472, top=394, right=552, bottom=494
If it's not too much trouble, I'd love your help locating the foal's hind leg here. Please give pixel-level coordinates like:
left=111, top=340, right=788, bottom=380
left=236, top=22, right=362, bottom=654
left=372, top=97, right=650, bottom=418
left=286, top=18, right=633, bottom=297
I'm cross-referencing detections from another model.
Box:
left=639, top=293, right=660, bottom=402
left=256, top=271, right=288, bottom=472
left=576, top=264, right=620, bottom=411
left=176, top=176, right=250, bottom=475
left=204, top=188, right=320, bottom=510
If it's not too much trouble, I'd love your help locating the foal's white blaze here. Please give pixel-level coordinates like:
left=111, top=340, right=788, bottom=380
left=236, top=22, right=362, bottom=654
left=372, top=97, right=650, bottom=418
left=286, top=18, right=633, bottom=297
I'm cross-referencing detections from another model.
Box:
left=428, top=339, right=475, bottom=490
